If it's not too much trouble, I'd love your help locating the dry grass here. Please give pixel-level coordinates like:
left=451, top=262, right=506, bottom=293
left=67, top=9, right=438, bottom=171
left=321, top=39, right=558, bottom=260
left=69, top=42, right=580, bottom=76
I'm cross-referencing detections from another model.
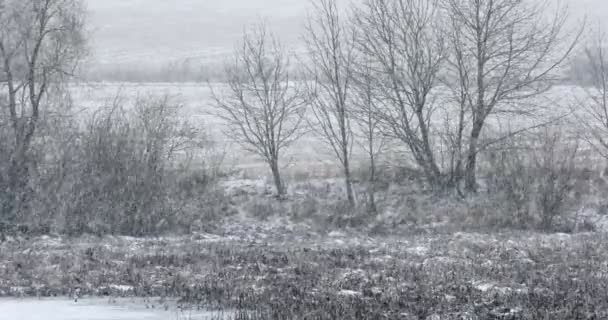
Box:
left=1, top=228, right=608, bottom=319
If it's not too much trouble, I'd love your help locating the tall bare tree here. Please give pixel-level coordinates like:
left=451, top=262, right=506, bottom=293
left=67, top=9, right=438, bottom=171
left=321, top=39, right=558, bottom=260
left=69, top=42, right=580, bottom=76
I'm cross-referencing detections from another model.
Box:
left=304, top=0, right=356, bottom=206
left=441, top=0, right=580, bottom=192
left=352, top=60, right=386, bottom=213
left=576, top=25, right=608, bottom=161
left=0, top=0, right=85, bottom=220
left=211, top=23, right=306, bottom=197
left=353, top=0, right=446, bottom=188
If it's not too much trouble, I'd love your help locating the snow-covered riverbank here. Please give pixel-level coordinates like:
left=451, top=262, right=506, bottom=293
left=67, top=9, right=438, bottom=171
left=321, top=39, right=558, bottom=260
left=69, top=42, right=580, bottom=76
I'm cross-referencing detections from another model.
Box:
left=0, top=298, right=230, bottom=320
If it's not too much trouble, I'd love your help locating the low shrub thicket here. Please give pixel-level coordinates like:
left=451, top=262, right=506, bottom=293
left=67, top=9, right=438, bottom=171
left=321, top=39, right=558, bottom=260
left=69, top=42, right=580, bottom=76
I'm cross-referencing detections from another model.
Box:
left=482, top=129, right=583, bottom=231
left=0, top=96, right=227, bottom=236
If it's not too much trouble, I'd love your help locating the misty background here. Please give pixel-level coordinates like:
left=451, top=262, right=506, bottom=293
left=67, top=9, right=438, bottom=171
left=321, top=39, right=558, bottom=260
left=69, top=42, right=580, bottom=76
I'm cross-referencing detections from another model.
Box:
left=84, top=0, right=605, bottom=82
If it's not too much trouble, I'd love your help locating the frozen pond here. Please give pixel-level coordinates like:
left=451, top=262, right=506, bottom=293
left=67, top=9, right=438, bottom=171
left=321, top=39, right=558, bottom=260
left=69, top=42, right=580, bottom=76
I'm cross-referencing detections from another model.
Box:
left=0, top=298, right=232, bottom=320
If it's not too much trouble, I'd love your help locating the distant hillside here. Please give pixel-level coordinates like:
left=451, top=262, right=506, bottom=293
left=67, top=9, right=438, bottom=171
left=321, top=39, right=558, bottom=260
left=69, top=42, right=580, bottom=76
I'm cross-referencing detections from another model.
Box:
left=82, top=0, right=602, bottom=82
left=85, top=0, right=308, bottom=65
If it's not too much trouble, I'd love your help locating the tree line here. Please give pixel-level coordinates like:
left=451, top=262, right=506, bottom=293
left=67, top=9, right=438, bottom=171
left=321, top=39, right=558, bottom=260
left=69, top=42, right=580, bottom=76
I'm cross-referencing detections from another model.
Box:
left=0, top=0, right=606, bottom=234
left=212, top=0, right=594, bottom=206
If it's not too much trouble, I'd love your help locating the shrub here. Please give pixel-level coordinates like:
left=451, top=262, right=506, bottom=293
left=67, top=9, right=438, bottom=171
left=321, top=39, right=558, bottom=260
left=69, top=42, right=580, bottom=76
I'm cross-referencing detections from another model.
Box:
left=483, top=128, right=581, bottom=231
left=69, top=96, right=225, bottom=235
left=246, top=198, right=282, bottom=221
left=2, top=95, right=228, bottom=236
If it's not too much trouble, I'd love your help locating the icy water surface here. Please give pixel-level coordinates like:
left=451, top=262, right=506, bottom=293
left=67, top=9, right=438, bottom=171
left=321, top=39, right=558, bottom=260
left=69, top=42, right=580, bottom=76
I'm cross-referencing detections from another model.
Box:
left=0, top=298, right=231, bottom=320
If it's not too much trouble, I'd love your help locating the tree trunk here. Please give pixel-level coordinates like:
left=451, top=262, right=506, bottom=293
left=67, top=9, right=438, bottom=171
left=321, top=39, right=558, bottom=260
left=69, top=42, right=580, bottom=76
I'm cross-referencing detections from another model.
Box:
left=465, top=123, right=483, bottom=192
left=341, top=134, right=355, bottom=206
left=270, top=159, right=284, bottom=198
left=449, top=105, right=467, bottom=188
left=338, top=102, right=354, bottom=207
left=4, top=146, right=30, bottom=222
left=343, top=160, right=355, bottom=207
left=427, top=161, right=443, bottom=188
left=418, top=111, right=442, bottom=185
left=367, top=151, right=377, bottom=214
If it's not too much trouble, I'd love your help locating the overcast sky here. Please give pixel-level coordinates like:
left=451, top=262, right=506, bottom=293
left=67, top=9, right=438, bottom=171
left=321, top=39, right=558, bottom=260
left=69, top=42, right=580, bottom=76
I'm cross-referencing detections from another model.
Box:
left=84, top=0, right=607, bottom=66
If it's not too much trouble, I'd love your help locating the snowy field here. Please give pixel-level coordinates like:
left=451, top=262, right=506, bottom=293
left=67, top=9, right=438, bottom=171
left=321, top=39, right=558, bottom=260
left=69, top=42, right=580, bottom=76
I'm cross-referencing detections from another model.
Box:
left=69, top=82, right=383, bottom=179
left=67, top=82, right=593, bottom=178
left=2, top=0, right=607, bottom=318
left=2, top=229, right=608, bottom=318
left=0, top=298, right=230, bottom=320
left=0, top=82, right=598, bottom=318
left=70, top=82, right=347, bottom=176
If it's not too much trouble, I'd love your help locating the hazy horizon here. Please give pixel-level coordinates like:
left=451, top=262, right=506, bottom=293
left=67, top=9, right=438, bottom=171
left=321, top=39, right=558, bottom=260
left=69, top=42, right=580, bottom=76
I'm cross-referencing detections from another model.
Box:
left=84, top=0, right=605, bottom=72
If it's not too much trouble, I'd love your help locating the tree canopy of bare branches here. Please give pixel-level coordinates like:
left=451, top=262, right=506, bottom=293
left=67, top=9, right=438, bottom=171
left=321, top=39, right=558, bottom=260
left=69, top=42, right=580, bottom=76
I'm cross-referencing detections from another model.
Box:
left=211, top=22, right=306, bottom=197
left=576, top=24, right=608, bottom=161
left=0, top=0, right=86, bottom=221
left=304, top=0, right=357, bottom=206
left=351, top=59, right=388, bottom=213
left=441, top=0, right=581, bottom=192
left=354, top=0, right=447, bottom=188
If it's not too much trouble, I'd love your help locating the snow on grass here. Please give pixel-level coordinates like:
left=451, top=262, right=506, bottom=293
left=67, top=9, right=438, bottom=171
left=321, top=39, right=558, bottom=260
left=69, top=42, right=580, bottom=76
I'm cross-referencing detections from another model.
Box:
left=0, top=298, right=232, bottom=320
left=2, top=230, right=608, bottom=318
left=109, top=285, right=134, bottom=293
left=337, top=289, right=362, bottom=297
left=406, top=246, right=429, bottom=256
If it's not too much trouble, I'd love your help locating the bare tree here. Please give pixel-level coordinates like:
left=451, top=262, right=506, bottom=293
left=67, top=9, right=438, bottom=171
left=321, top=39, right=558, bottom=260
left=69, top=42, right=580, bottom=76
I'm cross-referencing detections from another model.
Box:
left=0, top=0, right=85, bottom=220
left=304, top=0, right=356, bottom=206
left=353, top=0, right=446, bottom=188
left=352, top=60, right=386, bottom=213
left=211, top=23, right=306, bottom=197
left=441, top=0, right=581, bottom=192
left=576, top=24, right=608, bottom=162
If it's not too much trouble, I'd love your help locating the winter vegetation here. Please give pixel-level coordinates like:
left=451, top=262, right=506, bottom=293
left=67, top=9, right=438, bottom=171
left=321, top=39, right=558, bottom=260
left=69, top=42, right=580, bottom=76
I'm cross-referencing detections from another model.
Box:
left=2, top=0, right=608, bottom=319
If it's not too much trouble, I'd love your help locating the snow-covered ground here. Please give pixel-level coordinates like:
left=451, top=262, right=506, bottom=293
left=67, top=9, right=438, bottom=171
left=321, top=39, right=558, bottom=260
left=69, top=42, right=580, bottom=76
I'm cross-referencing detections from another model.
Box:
left=0, top=298, right=231, bottom=320
left=2, top=230, right=608, bottom=318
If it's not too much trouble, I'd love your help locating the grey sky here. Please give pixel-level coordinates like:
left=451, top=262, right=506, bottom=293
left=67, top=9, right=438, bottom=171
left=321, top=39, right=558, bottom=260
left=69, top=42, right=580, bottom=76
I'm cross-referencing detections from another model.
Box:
left=85, top=0, right=606, bottom=66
